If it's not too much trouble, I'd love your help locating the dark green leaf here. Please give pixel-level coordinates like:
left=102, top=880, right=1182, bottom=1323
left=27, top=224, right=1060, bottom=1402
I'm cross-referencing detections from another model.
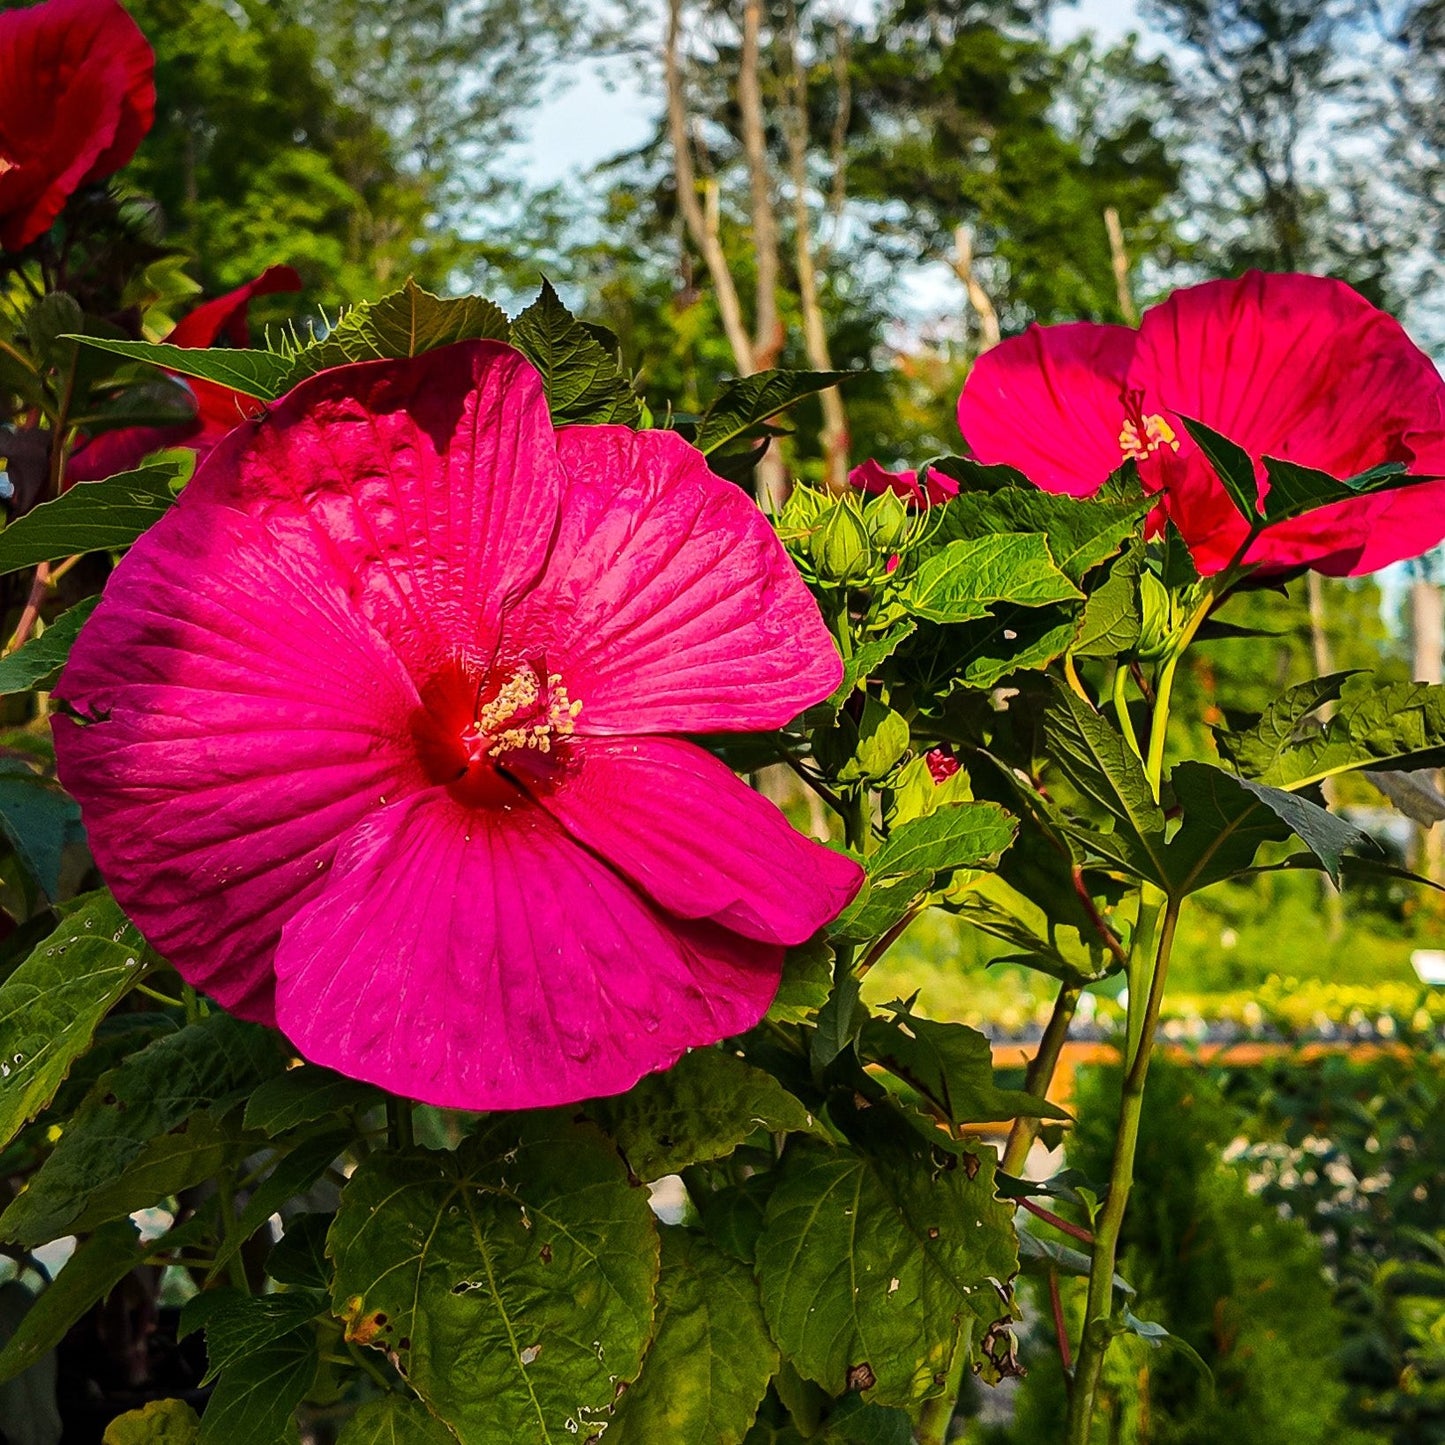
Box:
left=697, top=1175, right=775, bottom=1265
left=265, top=1214, right=333, bottom=1290
left=591, top=1049, right=812, bottom=1180
left=328, top=1115, right=657, bottom=1442
left=0, top=772, right=81, bottom=900
left=510, top=280, right=642, bottom=426
left=905, top=535, right=1081, bottom=624
left=337, top=1397, right=458, bottom=1445
left=821, top=1394, right=913, bottom=1445
left=1, top=1014, right=282, bottom=1246
left=767, top=937, right=833, bottom=1024
left=829, top=874, right=929, bottom=947
left=1259, top=455, right=1425, bottom=528
left=69, top=337, right=294, bottom=401
left=181, top=1287, right=328, bottom=1384
left=924, top=456, right=1030, bottom=495
left=947, top=606, right=1080, bottom=690
left=198, top=1325, right=317, bottom=1445
left=0, top=598, right=100, bottom=695
left=869, top=802, right=1016, bottom=882
left=694, top=370, right=852, bottom=456
left=0, top=462, right=181, bottom=575
left=861, top=1002, right=1068, bottom=1125
left=1178, top=416, right=1257, bottom=522
left=609, top=1229, right=777, bottom=1445
left=832, top=623, right=915, bottom=705
left=0, top=892, right=152, bottom=1150
left=755, top=1126, right=1016, bottom=1410
left=285, top=280, right=509, bottom=383
left=243, top=1066, right=382, bottom=1135
left=1214, top=672, right=1356, bottom=775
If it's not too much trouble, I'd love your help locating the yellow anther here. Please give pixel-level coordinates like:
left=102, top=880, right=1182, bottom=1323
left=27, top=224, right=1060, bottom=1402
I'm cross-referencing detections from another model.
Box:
left=1119, top=413, right=1181, bottom=462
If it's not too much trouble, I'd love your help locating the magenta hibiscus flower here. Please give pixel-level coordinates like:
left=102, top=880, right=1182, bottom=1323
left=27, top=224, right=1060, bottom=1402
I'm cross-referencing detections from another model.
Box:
left=957, top=273, right=1445, bottom=575
left=0, top=0, right=156, bottom=252
left=849, top=458, right=957, bottom=509
left=54, top=342, right=862, bottom=1109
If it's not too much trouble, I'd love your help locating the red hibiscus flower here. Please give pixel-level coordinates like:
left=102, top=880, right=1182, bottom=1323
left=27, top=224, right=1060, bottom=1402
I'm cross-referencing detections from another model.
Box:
left=957, top=273, right=1445, bottom=575
left=66, top=265, right=303, bottom=485
left=0, top=0, right=155, bottom=252
left=850, top=457, right=957, bottom=509
left=54, top=342, right=862, bottom=1110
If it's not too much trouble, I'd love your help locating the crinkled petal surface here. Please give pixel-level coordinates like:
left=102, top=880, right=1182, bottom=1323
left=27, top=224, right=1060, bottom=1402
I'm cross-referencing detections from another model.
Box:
left=536, top=736, right=861, bottom=946
left=957, top=322, right=1135, bottom=495
left=0, top=0, right=154, bottom=251
left=53, top=501, right=424, bottom=1023
left=504, top=426, right=840, bottom=734
left=271, top=791, right=781, bottom=1109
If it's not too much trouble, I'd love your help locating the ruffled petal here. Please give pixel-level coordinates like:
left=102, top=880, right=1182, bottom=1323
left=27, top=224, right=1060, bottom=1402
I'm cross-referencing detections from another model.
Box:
left=536, top=736, right=862, bottom=945
left=168, top=264, right=304, bottom=349
left=193, top=342, right=563, bottom=681
left=503, top=425, right=840, bottom=734
left=53, top=499, right=424, bottom=1022
left=957, top=322, right=1136, bottom=495
left=272, top=790, right=782, bottom=1109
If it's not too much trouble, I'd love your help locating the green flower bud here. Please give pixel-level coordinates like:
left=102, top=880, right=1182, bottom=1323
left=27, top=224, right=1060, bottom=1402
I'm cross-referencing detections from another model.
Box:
left=864, top=488, right=911, bottom=551
left=1137, top=570, right=1174, bottom=660
left=812, top=498, right=873, bottom=583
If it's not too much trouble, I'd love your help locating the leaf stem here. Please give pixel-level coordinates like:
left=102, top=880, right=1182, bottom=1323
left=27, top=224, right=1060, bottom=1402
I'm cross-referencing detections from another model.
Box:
left=1063, top=893, right=1181, bottom=1442
left=386, top=1096, right=414, bottom=1151
left=1019, top=1195, right=1093, bottom=1245
left=1049, top=1265, right=1074, bottom=1376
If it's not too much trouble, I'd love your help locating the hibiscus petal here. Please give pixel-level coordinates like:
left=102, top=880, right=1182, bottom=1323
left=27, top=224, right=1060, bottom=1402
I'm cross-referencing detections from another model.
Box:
left=53, top=499, right=424, bottom=1022
left=957, top=322, right=1136, bottom=495
left=168, top=264, right=304, bottom=350
left=503, top=425, right=840, bottom=734
left=272, top=790, right=781, bottom=1110
left=536, top=736, right=861, bottom=945
left=194, top=342, right=563, bottom=680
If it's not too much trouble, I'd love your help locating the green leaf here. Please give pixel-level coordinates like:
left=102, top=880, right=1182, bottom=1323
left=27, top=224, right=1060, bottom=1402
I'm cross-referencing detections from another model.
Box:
left=609, top=1229, right=777, bottom=1445
left=693, top=370, right=852, bottom=456
left=697, top=1175, right=775, bottom=1265
left=1168, top=760, right=1375, bottom=890
left=510, top=280, right=642, bottom=427
left=0, top=597, right=99, bottom=695
left=198, top=1326, right=318, bottom=1445
left=69, top=336, right=294, bottom=400
left=811, top=969, right=865, bottom=1070
left=1259, top=455, right=1424, bottom=528
left=755, top=1123, right=1017, bottom=1411
left=934, top=487, right=1149, bottom=585
left=1234, top=674, right=1445, bottom=791
left=328, top=1115, right=658, bottom=1443
left=767, top=937, right=834, bottom=1024
left=1, top=1013, right=282, bottom=1246
left=591, top=1049, right=813, bottom=1180
left=266, top=1214, right=333, bottom=1290
left=945, top=606, right=1081, bottom=690
left=1214, top=672, right=1356, bottom=776
left=1178, top=416, right=1257, bottom=522
left=831, top=623, right=915, bottom=705
left=1071, top=544, right=1144, bottom=659
left=820, top=1394, right=913, bottom=1445
left=337, top=1397, right=458, bottom=1445
left=904, top=535, right=1081, bottom=624
left=0, top=892, right=152, bottom=1150
left=829, top=873, right=929, bottom=947
left=285, top=279, right=509, bottom=383
left=243, top=1065, right=382, bottom=1135
left=102, top=1399, right=202, bottom=1445
left=1044, top=687, right=1168, bottom=885
left=837, top=695, right=909, bottom=783
left=861, top=1002, right=1068, bottom=1125
left=0, top=462, right=181, bottom=575
left=0, top=771, right=82, bottom=900
left=869, top=802, right=1016, bottom=882
left=181, top=1287, right=328, bottom=1385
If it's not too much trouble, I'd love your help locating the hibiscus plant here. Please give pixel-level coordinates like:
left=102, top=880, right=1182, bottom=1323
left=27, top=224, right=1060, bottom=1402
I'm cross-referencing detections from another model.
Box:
left=3, top=2, right=1445, bottom=1444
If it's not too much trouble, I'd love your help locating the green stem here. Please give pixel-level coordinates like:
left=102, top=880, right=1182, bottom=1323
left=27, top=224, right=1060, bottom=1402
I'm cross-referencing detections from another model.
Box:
left=386, top=1097, right=415, bottom=1151
left=915, top=1320, right=970, bottom=1445
left=1113, top=664, right=1142, bottom=761
left=1063, top=894, right=1181, bottom=1443
left=1000, top=981, right=1082, bottom=1178
left=1143, top=586, right=1218, bottom=796
left=215, top=1169, right=251, bottom=1295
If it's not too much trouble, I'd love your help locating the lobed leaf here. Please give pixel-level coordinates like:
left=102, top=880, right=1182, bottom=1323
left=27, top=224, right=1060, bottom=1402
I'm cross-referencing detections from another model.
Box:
left=904, top=535, right=1081, bottom=625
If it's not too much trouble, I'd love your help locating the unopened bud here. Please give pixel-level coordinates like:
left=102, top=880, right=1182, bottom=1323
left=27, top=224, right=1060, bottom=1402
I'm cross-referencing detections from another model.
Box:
left=864, top=488, right=911, bottom=551
left=812, top=498, right=873, bottom=582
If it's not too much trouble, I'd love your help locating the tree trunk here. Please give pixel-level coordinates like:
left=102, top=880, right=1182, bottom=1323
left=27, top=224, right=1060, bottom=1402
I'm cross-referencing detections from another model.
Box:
left=950, top=226, right=1001, bottom=353
left=1412, top=575, right=1445, bottom=882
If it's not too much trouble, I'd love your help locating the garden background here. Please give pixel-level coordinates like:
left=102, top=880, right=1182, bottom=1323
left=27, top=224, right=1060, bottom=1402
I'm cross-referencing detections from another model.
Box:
left=7, top=0, right=1445, bottom=1440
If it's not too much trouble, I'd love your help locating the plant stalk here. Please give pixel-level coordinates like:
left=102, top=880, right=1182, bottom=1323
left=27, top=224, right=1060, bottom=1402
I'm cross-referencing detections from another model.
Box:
left=1000, top=981, right=1081, bottom=1177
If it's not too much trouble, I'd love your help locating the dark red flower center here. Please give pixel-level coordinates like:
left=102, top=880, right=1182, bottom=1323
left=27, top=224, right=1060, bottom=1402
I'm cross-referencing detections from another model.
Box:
left=411, top=656, right=581, bottom=807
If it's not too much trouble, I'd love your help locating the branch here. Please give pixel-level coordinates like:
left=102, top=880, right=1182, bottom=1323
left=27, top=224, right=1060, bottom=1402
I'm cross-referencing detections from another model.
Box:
left=820, top=18, right=852, bottom=266
left=950, top=225, right=1001, bottom=352
left=740, top=0, right=782, bottom=368
left=664, top=0, right=755, bottom=374
left=1103, top=207, right=1138, bottom=325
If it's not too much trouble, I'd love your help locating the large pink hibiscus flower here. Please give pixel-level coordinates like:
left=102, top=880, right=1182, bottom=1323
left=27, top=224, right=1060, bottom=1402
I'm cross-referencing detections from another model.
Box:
left=53, top=342, right=861, bottom=1109
left=0, top=0, right=155, bottom=252
left=957, top=273, right=1445, bottom=575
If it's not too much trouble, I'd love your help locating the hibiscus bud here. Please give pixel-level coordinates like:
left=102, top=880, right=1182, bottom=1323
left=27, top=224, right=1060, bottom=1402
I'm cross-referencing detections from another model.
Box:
left=812, top=498, right=873, bottom=582
left=925, top=747, right=960, bottom=784
left=864, top=488, right=911, bottom=552
left=1137, top=571, right=1174, bottom=660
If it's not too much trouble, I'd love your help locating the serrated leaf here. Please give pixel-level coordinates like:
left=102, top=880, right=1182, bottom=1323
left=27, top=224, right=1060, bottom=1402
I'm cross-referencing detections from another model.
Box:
left=181, top=1287, right=328, bottom=1385
left=934, top=487, right=1149, bottom=584
left=869, top=802, right=1016, bottom=882
left=755, top=1122, right=1016, bottom=1410
left=829, top=873, right=929, bottom=947
left=0, top=892, right=152, bottom=1150
left=694, top=370, right=852, bottom=456
left=0, top=598, right=99, bottom=695
left=831, top=623, right=915, bottom=705
left=1259, top=455, right=1425, bottom=527
left=697, top=1175, right=775, bottom=1265
left=69, top=337, right=293, bottom=400
left=103, top=1398, right=202, bottom=1445
left=328, top=1115, right=658, bottom=1443
left=1214, top=671, right=1356, bottom=774
left=243, top=1065, right=382, bottom=1135
left=861, top=1003, right=1067, bottom=1125
left=768, top=937, right=834, bottom=1024
left=947, top=605, right=1081, bottom=689
left=0, top=1013, right=282, bottom=1246
left=1178, top=416, right=1257, bottom=522
left=510, top=280, right=642, bottom=427
left=1168, top=760, right=1375, bottom=890
left=1071, top=544, right=1144, bottom=658
left=285, top=280, right=509, bottom=384
left=591, top=1049, right=812, bottom=1180
left=338, top=1397, right=458, bottom=1445
left=905, top=535, right=1081, bottom=624
left=0, top=462, right=181, bottom=575
left=1044, top=687, right=1168, bottom=885
left=609, top=1230, right=777, bottom=1445
left=198, top=1326, right=317, bottom=1445
left=811, top=968, right=865, bottom=1070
